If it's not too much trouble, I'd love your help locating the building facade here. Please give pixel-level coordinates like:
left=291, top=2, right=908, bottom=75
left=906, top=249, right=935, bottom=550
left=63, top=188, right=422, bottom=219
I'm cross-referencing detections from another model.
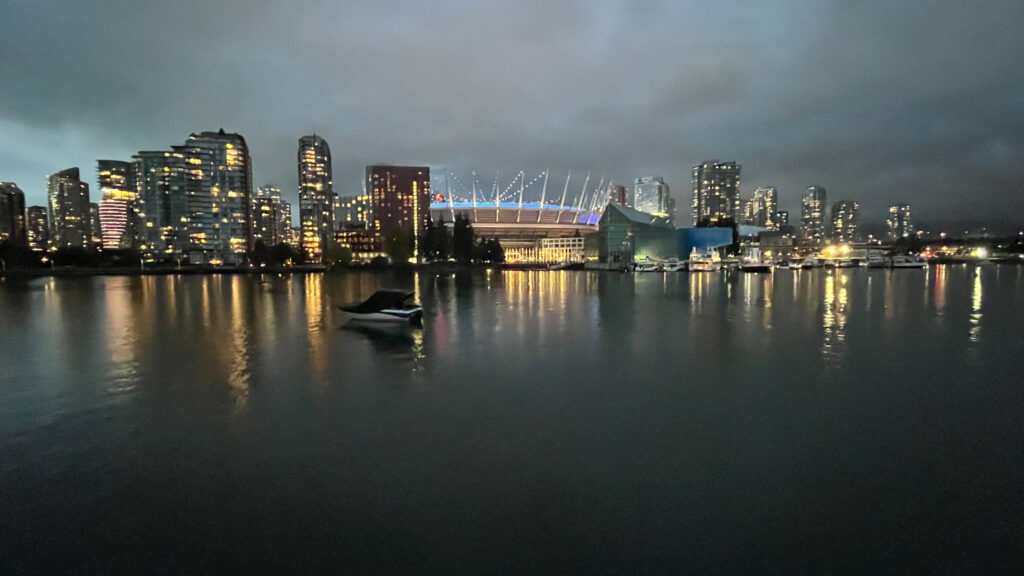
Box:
left=800, top=186, right=827, bottom=246
left=830, top=200, right=860, bottom=243
left=367, top=165, right=430, bottom=261
left=887, top=204, right=912, bottom=240
left=743, top=186, right=778, bottom=229
left=633, top=176, right=670, bottom=217
left=336, top=194, right=370, bottom=228
left=47, top=168, right=91, bottom=249
left=253, top=186, right=293, bottom=247
left=0, top=182, right=27, bottom=246
left=691, top=160, right=741, bottom=226
left=134, top=129, right=253, bottom=264
left=298, top=135, right=335, bottom=260
left=97, top=159, right=138, bottom=250
left=26, top=206, right=48, bottom=251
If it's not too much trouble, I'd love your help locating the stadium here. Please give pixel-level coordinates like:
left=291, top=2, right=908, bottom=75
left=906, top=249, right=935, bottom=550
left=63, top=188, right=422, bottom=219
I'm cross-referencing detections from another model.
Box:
left=428, top=170, right=608, bottom=263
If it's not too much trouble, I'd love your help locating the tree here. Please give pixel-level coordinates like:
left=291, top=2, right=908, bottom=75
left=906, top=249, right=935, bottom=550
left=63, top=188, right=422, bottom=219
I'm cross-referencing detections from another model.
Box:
left=384, top=227, right=413, bottom=264
left=251, top=240, right=271, bottom=267
left=0, top=241, right=40, bottom=269
left=422, top=215, right=450, bottom=262
left=323, top=244, right=353, bottom=267
left=453, top=214, right=474, bottom=264
left=475, top=238, right=505, bottom=263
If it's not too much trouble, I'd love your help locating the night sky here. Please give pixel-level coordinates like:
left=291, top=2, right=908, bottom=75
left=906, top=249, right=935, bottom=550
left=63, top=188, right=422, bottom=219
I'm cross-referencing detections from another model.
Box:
left=2, top=1, right=1022, bottom=229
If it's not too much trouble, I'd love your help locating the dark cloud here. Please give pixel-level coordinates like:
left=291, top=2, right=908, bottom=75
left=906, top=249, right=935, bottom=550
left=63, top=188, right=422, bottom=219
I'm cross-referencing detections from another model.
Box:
left=1, top=0, right=1022, bottom=228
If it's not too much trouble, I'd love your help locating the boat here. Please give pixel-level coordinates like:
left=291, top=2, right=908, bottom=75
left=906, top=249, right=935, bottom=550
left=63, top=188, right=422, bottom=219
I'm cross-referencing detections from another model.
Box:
left=688, top=247, right=721, bottom=272
left=785, top=259, right=803, bottom=270
left=739, top=247, right=773, bottom=272
left=801, top=257, right=824, bottom=269
left=658, top=258, right=685, bottom=272
left=337, top=289, right=423, bottom=324
left=890, top=254, right=927, bottom=268
left=633, top=258, right=660, bottom=272
left=866, top=254, right=888, bottom=268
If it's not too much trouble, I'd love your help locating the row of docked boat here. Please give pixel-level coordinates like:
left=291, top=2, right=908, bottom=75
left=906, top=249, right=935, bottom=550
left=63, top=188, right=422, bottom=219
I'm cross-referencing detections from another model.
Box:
left=634, top=249, right=929, bottom=273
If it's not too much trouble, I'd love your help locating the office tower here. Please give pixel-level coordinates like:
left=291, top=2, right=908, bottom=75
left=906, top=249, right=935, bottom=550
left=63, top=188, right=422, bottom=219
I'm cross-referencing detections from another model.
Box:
left=0, top=182, right=27, bottom=246
left=26, top=206, right=48, bottom=251
left=800, top=186, right=827, bottom=246
left=298, top=135, right=334, bottom=260
left=185, top=130, right=253, bottom=264
left=366, top=165, right=430, bottom=261
left=97, top=160, right=137, bottom=250
left=887, top=204, right=913, bottom=240
left=47, top=168, right=91, bottom=249
left=777, top=210, right=789, bottom=227
left=279, top=201, right=294, bottom=245
left=691, top=161, right=741, bottom=225
left=830, top=200, right=860, bottom=243
left=633, top=176, right=670, bottom=217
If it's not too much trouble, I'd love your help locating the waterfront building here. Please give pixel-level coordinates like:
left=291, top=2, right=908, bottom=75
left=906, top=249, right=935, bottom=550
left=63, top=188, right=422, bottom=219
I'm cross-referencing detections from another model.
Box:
left=0, top=182, right=27, bottom=246
left=830, top=200, right=860, bottom=243
left=47, top=168, right=91, bottom=249
left=186, top=130, right=253, bottom=264
left=888, top=203, right=913, bottom=240
left=367, top=165, right=430, bottom=261
left=298, top=135, right=335, bottom=260
left=800, top=186, right=827, bottom=246
left=335, top=228, right=383, bottom=260
left=134, top=129, right=253, bottom=264
left=89, top=203, right=102, bottom=246
left=133, top=149, right=191, bottom=259
left=253, top=186, right=290, bottom=246
left=337, top=194, right=370, bottom=228
left=26, top=206, right=48, bottom=251
left=691, top=161, right=741, bottom=226
left=585, top=204, right=675, bottom=263
left=745, top=186, right=778, bottom=229
left=633, top=176, right=670, bottom=217
left=97, top=160, right=137, bottom=250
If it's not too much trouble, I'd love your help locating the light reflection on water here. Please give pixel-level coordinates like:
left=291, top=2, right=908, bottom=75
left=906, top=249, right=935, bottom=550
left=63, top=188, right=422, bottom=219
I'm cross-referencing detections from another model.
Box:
left=1, top=266, right=1022, bottom=572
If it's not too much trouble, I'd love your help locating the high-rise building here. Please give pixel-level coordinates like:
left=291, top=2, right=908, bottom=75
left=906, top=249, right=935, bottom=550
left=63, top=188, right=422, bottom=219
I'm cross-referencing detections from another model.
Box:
left=298, top=135, right=335, bottom=260
left=0, top=182, right=27, bottom=246
left=633, top=176, right=670, bottom=217
left=26, top=206, right=48, bottom=251
left=691, top=161, right=741, bottom=225
left=887, top=204, right=912, bottom=240
left=186, top=130, right=253, bottom=264
left=745, top=186, right=778, bottom=229
left=800, top=186, right=827, bottom=246
left=253, top=186, right=291, bottom=246
left=134, top=149, right=192, bottom=258
left=777, top=210, right=789, bottom=227
left=830, top=200, right=860, bottom=243
left=47, top=168, right=91, bottom=249
left=367, top=165, right=430, bottom=261
left=336, top=194, right=370, bottom=228
left=89, top=203, right=102, bottom=246
left=97, top=160, right=138, bottom=250
left=134, top=129, right=253, bottom=264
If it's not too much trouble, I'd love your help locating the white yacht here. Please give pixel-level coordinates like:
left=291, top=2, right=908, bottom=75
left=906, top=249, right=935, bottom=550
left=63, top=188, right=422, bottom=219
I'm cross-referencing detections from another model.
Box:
left=633, top=258, right=660, bottom=272
left=688, top=247, right=722, bottom=272
left=866, top=254, right=888, bottom=268
left=658, top=259, right=685, bottom=272
left=890, top=254, right=927, bottom=268
left=739, top=247, right=773, bottom=272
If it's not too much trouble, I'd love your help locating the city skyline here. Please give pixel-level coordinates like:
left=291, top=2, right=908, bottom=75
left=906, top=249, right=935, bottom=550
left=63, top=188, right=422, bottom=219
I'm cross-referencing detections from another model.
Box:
left=1, top=2, right=1023, bottom=229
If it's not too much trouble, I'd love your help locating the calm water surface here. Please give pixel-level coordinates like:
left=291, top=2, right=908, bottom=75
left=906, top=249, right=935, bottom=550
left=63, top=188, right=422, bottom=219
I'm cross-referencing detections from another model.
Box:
left=1, top=266, right=1023, bottom=573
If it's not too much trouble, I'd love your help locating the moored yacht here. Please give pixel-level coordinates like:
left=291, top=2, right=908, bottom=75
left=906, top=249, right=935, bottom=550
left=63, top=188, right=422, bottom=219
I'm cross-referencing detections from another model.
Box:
left=739, top=247, right=773, bottom=272
left=890, top=254, right=927, bottom=268
left=688, top=247, right=722, bottom=272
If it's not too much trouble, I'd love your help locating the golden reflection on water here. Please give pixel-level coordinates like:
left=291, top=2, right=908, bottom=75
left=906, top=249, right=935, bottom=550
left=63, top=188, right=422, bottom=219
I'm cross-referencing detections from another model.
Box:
left=305, top=275, right=328, bottom=381
left=969, top=267, right=983, bottom=343
left=227, top=277, right=250, bottom=409
left=933, top=265, right=947, bottom=312
left=822, top=271, right=849, bottom=362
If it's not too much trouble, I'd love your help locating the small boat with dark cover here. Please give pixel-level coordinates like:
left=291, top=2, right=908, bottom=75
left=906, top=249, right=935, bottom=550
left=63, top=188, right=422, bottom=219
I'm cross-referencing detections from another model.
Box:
left=338, top=290, right=423, bottom=324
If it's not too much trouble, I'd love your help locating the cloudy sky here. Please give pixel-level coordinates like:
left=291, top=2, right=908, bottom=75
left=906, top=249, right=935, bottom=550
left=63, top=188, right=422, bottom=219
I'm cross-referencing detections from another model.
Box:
left=2, top=0, right=1022, bottom=229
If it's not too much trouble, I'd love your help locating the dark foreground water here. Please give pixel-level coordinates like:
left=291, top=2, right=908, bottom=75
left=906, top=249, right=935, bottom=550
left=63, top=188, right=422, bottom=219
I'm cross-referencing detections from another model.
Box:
left=1, top=266, right=1022, bottom=574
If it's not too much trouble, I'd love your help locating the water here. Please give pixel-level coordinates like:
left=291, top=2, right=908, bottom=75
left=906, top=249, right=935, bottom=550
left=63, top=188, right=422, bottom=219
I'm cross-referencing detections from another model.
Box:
left=1, top=266, right=1022, bottom=573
